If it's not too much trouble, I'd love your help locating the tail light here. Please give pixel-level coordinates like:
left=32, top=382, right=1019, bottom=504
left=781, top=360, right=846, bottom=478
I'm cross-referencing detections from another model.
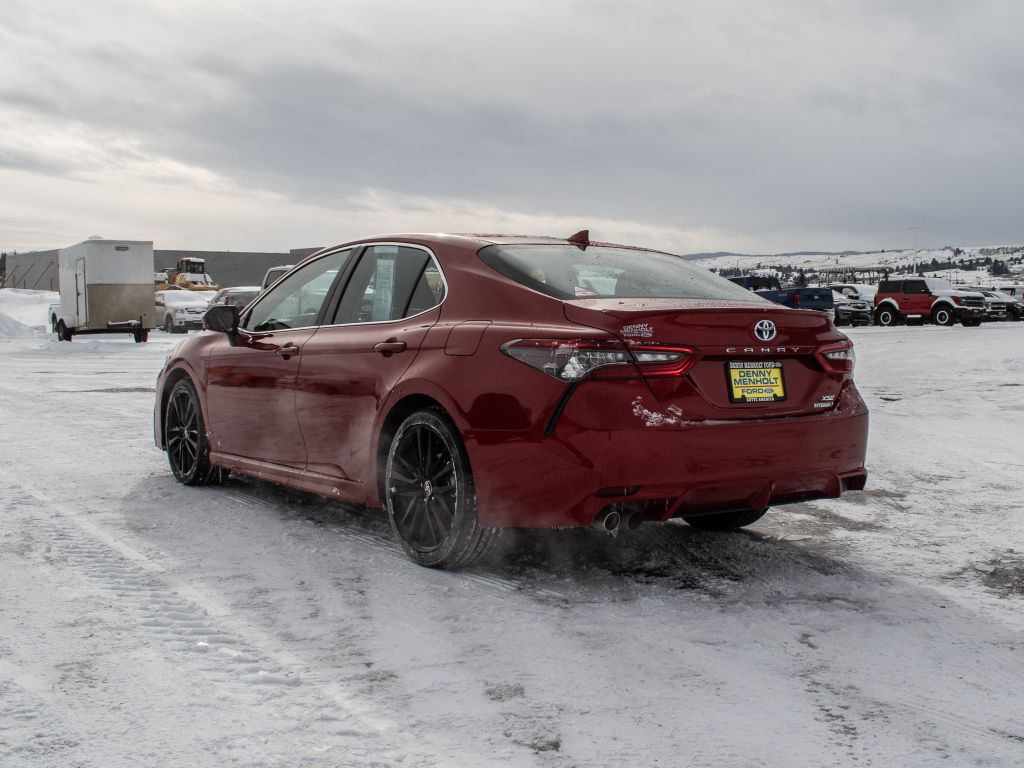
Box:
left=502, top=340, right=696, bottom=381
left=629, top=345, right=697, bottom=377
left=815, top=340, right=856, bottom=373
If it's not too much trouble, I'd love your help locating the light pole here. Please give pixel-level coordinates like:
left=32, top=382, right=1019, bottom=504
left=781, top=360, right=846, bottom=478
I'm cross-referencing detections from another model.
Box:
left=908, top=225, right=922, bottom=251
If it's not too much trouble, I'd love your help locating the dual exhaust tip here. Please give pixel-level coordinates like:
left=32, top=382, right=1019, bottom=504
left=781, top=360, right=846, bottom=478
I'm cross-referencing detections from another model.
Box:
left=593, top=507, right=642, bottom=533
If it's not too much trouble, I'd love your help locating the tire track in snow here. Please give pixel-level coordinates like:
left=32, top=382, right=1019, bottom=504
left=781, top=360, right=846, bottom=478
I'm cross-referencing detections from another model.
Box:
left=0, top=659, right=82, bottom=765
left=222, top=483, right=568, bottom=601
left=1, top=476, right=461, bottom=768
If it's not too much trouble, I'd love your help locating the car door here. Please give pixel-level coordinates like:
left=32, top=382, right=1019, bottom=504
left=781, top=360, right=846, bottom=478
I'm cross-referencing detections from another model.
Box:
left=205, top=248, right=353, bottom=468
left=296, top=244, right=445, bottom=483
left=902, top=279, right=929, bottom=315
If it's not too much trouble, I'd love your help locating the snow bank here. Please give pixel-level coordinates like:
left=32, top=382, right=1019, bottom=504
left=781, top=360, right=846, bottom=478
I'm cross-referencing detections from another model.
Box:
left=0, top=288, right=57, bottom=338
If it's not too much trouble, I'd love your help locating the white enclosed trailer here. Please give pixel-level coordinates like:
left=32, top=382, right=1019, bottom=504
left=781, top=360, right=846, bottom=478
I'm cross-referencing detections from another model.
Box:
left=54, top=238, right=156, bottom=343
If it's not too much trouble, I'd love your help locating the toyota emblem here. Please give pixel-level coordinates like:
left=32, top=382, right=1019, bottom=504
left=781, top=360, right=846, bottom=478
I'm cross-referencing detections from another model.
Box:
left=753, top=319, right=777, bottom=342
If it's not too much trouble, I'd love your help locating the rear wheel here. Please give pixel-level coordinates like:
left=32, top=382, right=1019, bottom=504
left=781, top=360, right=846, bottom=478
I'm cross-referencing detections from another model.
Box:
left=961, top=318, right=982, bottom=327
left=56, top=321, right=72, bottom=342
left=164, top=379, right=222, bottom=486
left=385, top=409, right=497, bottom=569
left=931, top=305, right=955, bottom=326
left=684, top=508, right=768, bottom=531
left=875, top=306, right=898, bottom=326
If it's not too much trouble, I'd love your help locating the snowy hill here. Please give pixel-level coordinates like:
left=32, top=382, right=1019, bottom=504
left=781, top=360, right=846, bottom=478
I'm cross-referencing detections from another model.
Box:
left=686, top=245, right=1024, bottom=287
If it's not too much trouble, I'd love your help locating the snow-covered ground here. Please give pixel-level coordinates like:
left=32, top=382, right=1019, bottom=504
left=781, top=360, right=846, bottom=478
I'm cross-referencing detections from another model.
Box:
left=2, top=288, right=1023, bottom=767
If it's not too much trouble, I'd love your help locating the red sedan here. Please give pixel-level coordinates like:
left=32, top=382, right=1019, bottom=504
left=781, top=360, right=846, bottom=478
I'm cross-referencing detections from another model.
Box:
left=155, top=232, right=868, bottom=568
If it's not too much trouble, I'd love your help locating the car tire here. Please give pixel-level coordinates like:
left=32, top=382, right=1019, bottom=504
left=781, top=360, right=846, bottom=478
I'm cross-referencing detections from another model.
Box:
left=961, top=318, right=982, bottom=327
left=931, top=305, right=955, bottom=326
left=875, top=306, right=898, bottom=326
left=164, top=378, right=223, bottom=486
left=683, top=508, right=768, bottom=531
left=57, top=321, right=72, bottom=342
left=385, top=409, right=498, bottom=569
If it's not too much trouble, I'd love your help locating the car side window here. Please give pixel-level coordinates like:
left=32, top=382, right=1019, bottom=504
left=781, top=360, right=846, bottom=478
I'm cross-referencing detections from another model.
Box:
left=242, top=249, right=351, bottom=332
left=904, top=280, right=927, bottom=294
left=332, top=246, right=444, bottom=324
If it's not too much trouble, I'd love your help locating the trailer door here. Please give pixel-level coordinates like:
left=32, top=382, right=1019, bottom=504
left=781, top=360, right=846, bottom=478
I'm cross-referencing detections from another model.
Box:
left=75, top=258, right=88, bottom=326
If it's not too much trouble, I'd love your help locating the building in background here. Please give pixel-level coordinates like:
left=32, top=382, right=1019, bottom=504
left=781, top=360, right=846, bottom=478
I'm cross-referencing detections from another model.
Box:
left=4, top=246, right=320, bottom=291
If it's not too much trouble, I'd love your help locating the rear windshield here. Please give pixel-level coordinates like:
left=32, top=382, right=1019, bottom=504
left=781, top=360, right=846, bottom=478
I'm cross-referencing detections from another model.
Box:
left=479, top=244, right=764, bottom=302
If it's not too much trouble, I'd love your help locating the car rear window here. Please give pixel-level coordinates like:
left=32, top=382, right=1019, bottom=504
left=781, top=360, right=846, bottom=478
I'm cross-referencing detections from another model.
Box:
left=479, top=244, right=763, bottom=301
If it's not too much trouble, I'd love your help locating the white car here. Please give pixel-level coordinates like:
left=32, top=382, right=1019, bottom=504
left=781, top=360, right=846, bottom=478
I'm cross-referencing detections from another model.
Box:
left=155, top=290, right=209, bottom=333
left=828, top=283, right=877, bottom=303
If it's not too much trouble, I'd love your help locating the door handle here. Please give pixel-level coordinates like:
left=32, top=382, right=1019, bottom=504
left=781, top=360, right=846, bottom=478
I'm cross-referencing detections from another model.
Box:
left=275, top=342, right=300, bottom=359
left=373, top=340, right=407, bottom=355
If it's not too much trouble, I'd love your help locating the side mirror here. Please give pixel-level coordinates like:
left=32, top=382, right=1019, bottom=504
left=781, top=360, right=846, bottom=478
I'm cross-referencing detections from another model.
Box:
left=204, top=303, right=239, bottom=335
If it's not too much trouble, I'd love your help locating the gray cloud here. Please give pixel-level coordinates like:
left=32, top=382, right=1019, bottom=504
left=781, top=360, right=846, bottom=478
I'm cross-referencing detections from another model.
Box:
left=2, top=0, right=1023, bottom=251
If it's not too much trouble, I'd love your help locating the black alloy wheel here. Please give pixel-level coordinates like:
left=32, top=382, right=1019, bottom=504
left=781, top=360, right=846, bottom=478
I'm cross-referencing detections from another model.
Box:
left=164, top=379, right=222, bottom=486
left=385, top=410, right=497, bottom=569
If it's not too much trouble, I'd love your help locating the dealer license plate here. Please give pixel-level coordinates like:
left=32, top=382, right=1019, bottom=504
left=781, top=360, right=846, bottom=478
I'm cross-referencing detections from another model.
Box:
left=727, top=361, right=786, bottom=403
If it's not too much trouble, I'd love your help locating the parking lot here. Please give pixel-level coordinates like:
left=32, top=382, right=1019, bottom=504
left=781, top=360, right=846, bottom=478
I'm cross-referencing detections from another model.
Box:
left=2, top=314, right=1024, bottom=767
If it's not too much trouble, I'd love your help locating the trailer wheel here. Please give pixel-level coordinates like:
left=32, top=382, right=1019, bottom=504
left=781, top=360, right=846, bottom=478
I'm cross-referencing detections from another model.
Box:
left=57, top=321, right=72, bottom=342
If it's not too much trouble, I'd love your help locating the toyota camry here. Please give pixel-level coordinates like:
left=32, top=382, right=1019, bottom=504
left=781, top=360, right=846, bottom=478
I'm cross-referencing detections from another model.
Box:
left=154, top=231, right=868, bottom=568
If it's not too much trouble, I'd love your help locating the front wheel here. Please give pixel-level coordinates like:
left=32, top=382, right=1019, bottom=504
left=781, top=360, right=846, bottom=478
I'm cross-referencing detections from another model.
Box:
left=931, top=305, right=955, bottom=326
left=684, top=508, right=768, bottom=531
left=385, top=409, right=498, bottom=569
left=164, top=379, right=223, bottom=485
left=961, top=318, right=982, bottom=327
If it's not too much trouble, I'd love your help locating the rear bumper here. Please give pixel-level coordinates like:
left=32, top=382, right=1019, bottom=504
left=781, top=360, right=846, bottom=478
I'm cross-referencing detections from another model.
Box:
left=467, top=380, right=869, bottom=528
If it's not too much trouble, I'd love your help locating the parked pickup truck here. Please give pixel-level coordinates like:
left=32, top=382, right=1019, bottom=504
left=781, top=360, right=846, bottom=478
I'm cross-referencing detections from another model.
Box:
left=873, top=278, right=985, bottom=327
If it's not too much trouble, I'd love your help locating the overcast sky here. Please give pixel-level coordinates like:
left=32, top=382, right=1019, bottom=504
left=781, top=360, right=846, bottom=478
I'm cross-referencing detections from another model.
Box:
left=2, top=0, right=1022, bottom=255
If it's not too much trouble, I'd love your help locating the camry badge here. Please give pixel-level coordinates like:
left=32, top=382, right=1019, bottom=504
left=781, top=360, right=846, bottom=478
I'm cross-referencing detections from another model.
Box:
left=753, top=319, right=777, bottom=342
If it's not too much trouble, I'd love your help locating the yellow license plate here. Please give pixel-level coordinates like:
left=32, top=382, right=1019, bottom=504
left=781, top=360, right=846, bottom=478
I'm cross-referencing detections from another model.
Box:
left=727, top=361, right=786, bottom=403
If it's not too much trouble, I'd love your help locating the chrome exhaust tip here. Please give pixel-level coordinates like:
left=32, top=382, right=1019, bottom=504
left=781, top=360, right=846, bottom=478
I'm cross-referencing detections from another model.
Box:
left=593, top=509, right=621, bottom=533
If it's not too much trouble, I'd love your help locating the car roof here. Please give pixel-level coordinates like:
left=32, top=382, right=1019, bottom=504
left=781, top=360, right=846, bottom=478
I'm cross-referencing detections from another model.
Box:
left=312, top=233, right=678, bottom=259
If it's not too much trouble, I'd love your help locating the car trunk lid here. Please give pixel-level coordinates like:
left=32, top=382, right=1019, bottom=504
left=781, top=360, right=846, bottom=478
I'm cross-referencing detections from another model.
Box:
left=564, top=298, right=849, bottom=420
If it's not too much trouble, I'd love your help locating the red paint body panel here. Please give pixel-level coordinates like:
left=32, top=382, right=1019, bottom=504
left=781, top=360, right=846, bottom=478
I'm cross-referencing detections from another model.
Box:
left=206, top=328, right=314, bottom=467
left=296, top=307, right=440, bottom=480
left=154, top=233, right=869, bottom=529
